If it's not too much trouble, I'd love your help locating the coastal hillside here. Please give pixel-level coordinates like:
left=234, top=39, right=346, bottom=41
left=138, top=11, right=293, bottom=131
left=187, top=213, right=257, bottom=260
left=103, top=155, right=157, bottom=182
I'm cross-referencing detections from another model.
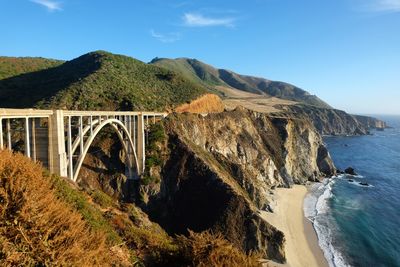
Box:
left=0, top=56, right=63, bottom=80
left=0, top=51, right=207, bottom=110
left=272, top=105, right=387, bottom=135
left=151, top=57, right=389, bottom=134
left=0, top=149, right=262, bottom=266
left=150, top=57, right=332, bottom=109
left=77, top=107, right=335, bottom=263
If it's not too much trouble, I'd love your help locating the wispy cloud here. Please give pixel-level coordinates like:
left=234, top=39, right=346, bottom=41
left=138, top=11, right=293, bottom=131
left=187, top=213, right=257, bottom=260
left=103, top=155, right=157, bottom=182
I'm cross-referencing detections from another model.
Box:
left=150, top=30, right=181, bottom=43
left=30, top=0, right=62, bottom=11
left=365, top=0, right=400, bottom=12
left=182, top=13, right=235, bottom=27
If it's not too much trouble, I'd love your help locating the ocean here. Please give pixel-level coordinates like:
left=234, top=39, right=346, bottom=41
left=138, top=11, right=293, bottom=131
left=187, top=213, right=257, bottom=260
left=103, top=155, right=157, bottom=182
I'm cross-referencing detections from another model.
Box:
left=304, top=115, right=400, bottom=267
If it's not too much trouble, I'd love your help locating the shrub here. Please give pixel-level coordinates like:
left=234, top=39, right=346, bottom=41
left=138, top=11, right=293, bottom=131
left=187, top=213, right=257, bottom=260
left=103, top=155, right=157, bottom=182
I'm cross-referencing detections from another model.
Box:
left=91, top=189, right=115, bottom=209
left=175, top=230, right=262, bottom=267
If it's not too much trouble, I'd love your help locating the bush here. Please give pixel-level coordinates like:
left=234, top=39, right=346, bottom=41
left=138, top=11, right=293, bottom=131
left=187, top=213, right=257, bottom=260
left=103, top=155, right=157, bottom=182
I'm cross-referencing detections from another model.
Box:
left=91, top=189, right=115, bottom=208
left=175, top=230, right=262, bottom=267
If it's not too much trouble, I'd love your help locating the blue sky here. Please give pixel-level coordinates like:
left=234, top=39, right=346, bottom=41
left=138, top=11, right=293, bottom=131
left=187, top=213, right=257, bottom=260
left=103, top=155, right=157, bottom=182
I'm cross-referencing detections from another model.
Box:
left=1, top=0, right=399, bottom=114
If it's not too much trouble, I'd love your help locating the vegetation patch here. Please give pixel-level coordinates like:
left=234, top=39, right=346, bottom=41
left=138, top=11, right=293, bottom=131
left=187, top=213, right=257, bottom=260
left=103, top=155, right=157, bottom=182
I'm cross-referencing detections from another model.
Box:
left=169, top=230, right=262, bottom=267
left=141, top=122, right=166, bottom=186
left=0, top=150, right=126, bottom=266
left=0, top=56, right=63, bottom=80
left=91, top=189, right=115, bottom=209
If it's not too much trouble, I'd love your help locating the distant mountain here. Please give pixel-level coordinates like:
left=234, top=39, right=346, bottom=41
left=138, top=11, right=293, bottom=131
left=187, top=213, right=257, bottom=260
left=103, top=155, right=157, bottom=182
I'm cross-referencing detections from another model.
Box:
left=150, top=57, right=332, bottom=109
left=0, top=56, right=63, bottom=80
left=0, top=51, right=207, bottom=110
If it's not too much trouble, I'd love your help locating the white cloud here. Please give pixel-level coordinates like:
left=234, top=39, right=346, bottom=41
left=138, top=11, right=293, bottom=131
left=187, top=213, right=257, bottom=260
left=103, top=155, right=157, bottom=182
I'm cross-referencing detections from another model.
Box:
left=366, top=0, right=400, bottom=12
left=182, top=13, right=235, bottom=27
left=30, top=0, right=62, bottom=11
left=150, top=30, right=181, bottom=43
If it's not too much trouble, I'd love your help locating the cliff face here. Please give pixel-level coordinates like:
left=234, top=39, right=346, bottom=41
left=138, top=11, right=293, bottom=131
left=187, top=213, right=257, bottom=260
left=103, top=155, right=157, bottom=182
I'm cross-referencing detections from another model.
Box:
left=275, top=105, right=375, bottom=135
left=354, top=115, right=387, bottom=130
left=143, top=107, right=335, bottom=262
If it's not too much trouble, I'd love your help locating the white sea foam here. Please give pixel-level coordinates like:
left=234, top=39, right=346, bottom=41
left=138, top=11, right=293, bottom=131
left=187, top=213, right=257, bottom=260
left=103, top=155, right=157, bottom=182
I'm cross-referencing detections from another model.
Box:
left=347, top=180, right=374, bottom=187
left=304, top=178, right=352, bottom=267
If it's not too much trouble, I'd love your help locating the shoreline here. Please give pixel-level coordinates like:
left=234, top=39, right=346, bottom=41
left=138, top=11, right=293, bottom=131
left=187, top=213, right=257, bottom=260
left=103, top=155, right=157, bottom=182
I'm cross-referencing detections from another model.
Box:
left=261, top=185, right=328, bottom=267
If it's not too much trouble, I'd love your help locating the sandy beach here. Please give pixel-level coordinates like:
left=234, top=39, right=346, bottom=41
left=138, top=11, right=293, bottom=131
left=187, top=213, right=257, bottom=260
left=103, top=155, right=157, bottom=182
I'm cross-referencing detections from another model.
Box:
left=261, top=185, right=328, bottom=267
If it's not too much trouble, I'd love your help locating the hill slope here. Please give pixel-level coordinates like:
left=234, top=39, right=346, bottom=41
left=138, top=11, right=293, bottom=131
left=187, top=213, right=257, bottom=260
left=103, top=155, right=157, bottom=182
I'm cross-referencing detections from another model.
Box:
left=151, top=57, right=331, bottom=109
left=0, top=149, right=262, bottom=266
left=0, top=51, right=207, bottom=110
left=0, top=56, right=63, bottom=80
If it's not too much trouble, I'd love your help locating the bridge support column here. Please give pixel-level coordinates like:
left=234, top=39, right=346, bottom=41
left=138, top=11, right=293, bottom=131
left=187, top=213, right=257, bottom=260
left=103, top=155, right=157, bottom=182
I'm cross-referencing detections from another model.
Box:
left=137, top=114, right=145, bottom=175
left=49, top=110, right=68, bottom=177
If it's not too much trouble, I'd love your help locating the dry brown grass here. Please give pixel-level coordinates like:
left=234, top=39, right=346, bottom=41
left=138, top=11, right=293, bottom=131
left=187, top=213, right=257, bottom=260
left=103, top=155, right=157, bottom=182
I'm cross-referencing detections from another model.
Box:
left=175, top=94, right=224, bottom=114
left=0, top=150, right=125, bottom=266
left=176, top=230, right=262, bottom=267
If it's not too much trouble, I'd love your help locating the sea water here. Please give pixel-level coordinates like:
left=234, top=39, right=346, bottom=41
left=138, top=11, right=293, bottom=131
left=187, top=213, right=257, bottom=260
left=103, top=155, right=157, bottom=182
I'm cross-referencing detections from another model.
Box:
left=304, top=115, right=400, bottom=267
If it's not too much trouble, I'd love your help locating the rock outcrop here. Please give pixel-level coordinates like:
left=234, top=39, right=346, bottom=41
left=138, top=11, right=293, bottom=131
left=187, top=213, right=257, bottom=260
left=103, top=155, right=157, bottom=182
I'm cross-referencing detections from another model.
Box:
left=354, top=115, right=387, bottom=130
left=274, top=105, right=378, bottom=136
left=143, top=107, right=335, bottom=262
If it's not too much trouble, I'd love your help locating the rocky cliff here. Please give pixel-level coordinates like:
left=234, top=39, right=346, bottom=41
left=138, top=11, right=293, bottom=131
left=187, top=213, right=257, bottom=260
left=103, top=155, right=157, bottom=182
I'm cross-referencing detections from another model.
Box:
left=354, top=114, right=387, bottom=130
left=274, top=105, right=386, bottom=136
left=136, top=107, right=335, bottom=262
left=75, top=107, right=336, bottom=263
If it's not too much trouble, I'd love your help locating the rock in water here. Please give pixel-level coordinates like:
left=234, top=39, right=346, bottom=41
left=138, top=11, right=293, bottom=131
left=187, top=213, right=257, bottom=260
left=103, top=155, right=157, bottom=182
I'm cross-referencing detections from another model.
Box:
left=345, top=167, right=357, bottom=175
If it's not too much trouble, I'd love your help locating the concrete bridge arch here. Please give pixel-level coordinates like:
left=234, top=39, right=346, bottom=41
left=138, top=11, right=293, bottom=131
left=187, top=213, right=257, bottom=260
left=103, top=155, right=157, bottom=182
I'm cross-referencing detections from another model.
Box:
left=71, top=118, right=139, bottom=182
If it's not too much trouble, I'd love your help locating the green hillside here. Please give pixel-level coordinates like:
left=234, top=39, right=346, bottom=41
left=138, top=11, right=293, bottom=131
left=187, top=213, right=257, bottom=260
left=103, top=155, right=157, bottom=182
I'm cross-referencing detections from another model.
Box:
left=0, top=51, right=207, bottom=111
left=151, top=57, right=331, bottom=109
left=0, top=56, right=64, bottom=80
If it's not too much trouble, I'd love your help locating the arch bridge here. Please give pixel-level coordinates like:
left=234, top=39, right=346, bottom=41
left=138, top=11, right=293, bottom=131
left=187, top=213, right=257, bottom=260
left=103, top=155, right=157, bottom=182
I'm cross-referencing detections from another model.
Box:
left=0, top=109, right=167, bottom=182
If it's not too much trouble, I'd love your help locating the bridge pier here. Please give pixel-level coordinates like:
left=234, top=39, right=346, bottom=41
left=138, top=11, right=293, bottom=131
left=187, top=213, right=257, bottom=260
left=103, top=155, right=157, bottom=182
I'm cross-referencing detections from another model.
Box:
left=137, top=114, right=145, bottom=175
left=49, top=110, right=68, bottom=177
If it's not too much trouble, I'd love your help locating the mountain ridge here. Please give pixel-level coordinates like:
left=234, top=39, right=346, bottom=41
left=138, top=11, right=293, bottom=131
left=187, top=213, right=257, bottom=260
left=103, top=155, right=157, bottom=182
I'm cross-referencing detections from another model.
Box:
left=0, top=56, right=64, bottom=80
left=150, top=57, right=332, bottom=109
left=0, top=51, right=207, bottom=111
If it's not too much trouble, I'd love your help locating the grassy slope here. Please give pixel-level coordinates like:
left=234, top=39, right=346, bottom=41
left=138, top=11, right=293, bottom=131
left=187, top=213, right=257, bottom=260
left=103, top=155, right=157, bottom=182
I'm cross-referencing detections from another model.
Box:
left=0, top=150, right=127, bottom=266
left=0, top=51, right=207, bottom=111
left=151, top=57, right=332, bottom=109
left=0, top=56, right=64, bottom=80
left=0, top=150, right=262, bottom=266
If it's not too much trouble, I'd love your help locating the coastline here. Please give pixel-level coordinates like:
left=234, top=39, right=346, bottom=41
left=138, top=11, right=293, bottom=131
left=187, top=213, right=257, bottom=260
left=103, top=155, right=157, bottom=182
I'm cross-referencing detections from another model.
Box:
left=261, top=185, right=328, bottom=267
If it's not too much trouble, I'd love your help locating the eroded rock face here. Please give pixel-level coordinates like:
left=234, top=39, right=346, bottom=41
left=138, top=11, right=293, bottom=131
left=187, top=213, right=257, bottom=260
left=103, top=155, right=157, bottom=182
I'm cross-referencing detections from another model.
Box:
left=276, top=105, right=372, bottom=136
left=147, top=134, right=286, bottom=262
left=146, top=107, right=335, bottom=262
left=167, top=107, right=335, bottom=189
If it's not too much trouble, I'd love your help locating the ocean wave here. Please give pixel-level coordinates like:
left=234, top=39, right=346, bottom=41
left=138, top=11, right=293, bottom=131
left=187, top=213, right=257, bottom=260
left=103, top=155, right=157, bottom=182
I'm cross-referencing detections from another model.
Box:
left=347, top=180, right=374, bottom=187
left=304, top=178, right=351, bottom=267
